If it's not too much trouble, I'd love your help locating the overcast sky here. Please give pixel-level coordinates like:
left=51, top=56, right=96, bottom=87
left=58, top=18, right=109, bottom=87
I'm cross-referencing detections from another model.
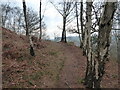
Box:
left=1, top=0, right=117, bottom=39
left=0, top=0, right=79, bottom=39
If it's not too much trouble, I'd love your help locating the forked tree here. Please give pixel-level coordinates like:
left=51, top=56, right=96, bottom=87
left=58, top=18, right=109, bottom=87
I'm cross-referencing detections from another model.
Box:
left=84, top=1, right=117, bottom=88
left=50, top=0, right=75, bottom=43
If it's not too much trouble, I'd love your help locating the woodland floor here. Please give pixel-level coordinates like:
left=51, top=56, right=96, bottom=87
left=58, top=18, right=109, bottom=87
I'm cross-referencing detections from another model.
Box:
left=1, top=27, right=119, bottom=88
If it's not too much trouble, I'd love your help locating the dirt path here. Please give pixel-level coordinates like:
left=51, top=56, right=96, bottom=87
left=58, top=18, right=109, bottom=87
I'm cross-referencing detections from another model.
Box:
left=2, top=28, right=119, bottom=88
left=57, top=43, right=87, bottom=88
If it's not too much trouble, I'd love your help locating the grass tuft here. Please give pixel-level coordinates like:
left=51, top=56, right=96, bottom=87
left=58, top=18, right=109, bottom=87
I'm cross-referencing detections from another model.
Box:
left=77, top=78, right=85, bottom=84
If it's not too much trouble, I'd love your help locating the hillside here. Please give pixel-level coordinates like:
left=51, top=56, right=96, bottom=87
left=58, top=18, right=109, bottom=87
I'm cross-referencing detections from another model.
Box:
left=1, top=27, right=118, bottom=88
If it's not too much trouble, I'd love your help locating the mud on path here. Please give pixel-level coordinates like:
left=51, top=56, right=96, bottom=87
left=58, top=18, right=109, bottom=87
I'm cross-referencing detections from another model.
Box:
left=56, top=43, right=87, bottom=88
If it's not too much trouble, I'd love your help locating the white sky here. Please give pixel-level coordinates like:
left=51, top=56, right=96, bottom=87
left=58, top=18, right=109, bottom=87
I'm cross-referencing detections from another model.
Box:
left=1, top=0, right=117, bottom=39
left=0, top=0, right=79, bottom=39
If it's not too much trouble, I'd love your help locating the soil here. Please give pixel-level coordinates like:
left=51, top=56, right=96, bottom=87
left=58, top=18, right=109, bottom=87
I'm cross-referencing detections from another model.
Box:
left=1, top=27, right=119, bottom=88
left=56, top=43, right=86, bottom=88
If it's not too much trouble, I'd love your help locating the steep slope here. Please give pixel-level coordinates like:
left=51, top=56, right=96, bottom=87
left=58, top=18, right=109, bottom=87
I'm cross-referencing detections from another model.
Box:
left=1, top=27, right=118, bottom=88
left=2, top=27, right=86, bottom=88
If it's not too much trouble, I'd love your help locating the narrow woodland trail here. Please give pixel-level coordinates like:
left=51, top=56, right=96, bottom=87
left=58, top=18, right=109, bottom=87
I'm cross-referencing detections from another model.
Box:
left=2, top=28, right=119, bottom=88
left=56, top=43, right=87, bottom=88
left=2, top=28, right=87, bottom=88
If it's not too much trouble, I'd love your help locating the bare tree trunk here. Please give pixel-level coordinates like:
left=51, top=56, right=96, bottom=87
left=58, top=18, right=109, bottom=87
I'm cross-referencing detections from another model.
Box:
left=75, top=2, right=81, bottom=47
left=13, top=17, right=16, bottom=32
left=80, top=0, right=84, bottom=48
left=29, top=35, right=35, bottom=56
left=61, top=16, right=67, bottom=43
left=39, top=0, right=42, bottom=40
left=23, top=0, right=35, bottom=56
left=23, top=0, right=29, bottom=36
left=51, top=1, right=75, bottom=43
left=83, top=29, right=87, bottom=56
left=84, top=1, right=93, bottom=88
left=84, top=2, right=116, bottom=88
left=94, top=2, right=116, bottom=88
left=116, top=3, right=120, bottom=70
left=118, top=34, right=120, bottom=62
left=83, top=0, right=93, bottom=56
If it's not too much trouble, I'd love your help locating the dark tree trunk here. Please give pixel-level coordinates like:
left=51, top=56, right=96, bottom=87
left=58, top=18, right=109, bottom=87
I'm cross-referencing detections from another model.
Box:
left=80, top=0, right=84, bottom=48
left=75, top=2, right=81, bottom=48
left=61, top=17, right=67, bottom=43
left=39, top=0, right=42, bottom=40
left=30, top=45, right=35, bottom=56
left=23, top=0, right=29, bottom=36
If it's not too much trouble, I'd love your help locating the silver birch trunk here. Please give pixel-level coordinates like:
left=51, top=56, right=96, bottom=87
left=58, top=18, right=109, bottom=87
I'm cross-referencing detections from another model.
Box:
left=94, top=2, right=116, bottom=88
left=84, top=1, right=93, bottom=88
left=23, top=0, right=35, bottom=56
left=84, top=1, right=116, bottom=88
